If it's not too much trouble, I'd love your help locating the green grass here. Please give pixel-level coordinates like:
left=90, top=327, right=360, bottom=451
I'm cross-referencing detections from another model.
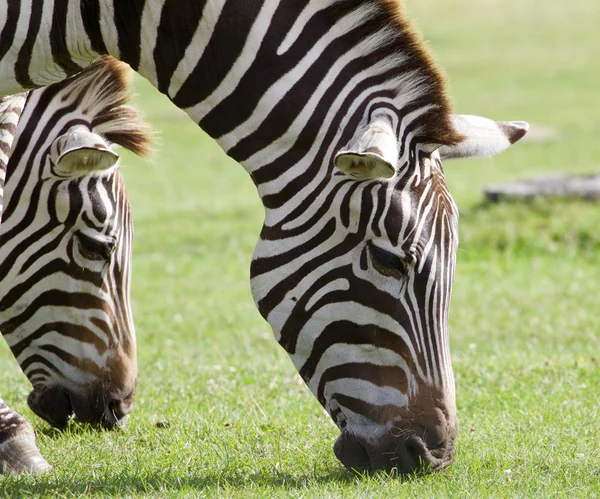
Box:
left=1, top=0, right=600, bottom=496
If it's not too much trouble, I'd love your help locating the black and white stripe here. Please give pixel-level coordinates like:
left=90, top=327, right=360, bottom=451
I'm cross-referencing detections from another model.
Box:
left=0, top=94, right=26, bottom=222
left=0, top=0, right=528, bottom=474
left=0, top=57, right=151, bottom=473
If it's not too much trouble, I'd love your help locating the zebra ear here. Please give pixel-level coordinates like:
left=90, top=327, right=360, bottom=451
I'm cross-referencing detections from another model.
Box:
left=52, top=130, right=119, bottom=178
left=437, top=115, right=529, bottom=160
left=334, top=116, right=398, bottom=179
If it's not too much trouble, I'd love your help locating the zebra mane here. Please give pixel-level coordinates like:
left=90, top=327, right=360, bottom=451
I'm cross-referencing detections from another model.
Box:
left=353, top=0, right=464, bottom=146
left=57, top=56, right=153, bottom=157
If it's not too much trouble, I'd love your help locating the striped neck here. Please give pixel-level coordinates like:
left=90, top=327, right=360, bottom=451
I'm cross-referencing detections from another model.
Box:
left=1, top=1, right=460, bottom=180
left=98, top=1, right=460, bottom=178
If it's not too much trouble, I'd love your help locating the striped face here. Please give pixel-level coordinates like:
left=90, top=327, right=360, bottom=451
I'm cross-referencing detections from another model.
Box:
left=0, top=60, right=148, bottom=429
left=251, top=145, right=459, bottom=473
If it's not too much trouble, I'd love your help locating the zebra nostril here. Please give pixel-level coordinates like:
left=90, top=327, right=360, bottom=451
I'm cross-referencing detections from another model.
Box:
left=403, top=437, right=429, bottom=472
left=106, top=398, right=132, bottom=425
left=333, top=431, right=371, bottom=472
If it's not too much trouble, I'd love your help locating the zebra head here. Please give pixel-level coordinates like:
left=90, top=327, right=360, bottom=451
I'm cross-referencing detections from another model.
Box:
left=0, top=58, right=151, bottom=429
left=251, top=113, right=527, bottom=474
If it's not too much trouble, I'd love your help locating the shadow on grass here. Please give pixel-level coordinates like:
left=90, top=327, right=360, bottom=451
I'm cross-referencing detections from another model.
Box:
left=35, top=420, right=116, bottom=438
left=0, top=467, right=359, bottom=497
left=2, top=423, right=359, bottom=495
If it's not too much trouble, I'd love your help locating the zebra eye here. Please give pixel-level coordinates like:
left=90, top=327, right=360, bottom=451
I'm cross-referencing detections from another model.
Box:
left=367, top=241, right=408, bottom=278
left=77, top=232, right=116, bottom=260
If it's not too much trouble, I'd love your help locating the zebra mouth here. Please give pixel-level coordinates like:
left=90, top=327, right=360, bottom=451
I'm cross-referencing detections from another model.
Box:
left=27, top=386, right=73, bottom=429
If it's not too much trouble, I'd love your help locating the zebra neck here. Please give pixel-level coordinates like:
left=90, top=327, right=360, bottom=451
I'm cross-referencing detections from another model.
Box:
left=1, top=1, right=459, bottom=183
left=128, top=0, right=459, bottom=190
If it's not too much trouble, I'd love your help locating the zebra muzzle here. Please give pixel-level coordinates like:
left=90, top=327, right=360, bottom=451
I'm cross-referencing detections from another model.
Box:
left=27, top=386, right=73, bottom=429
left=27, top=384, right=134, bottom=429
left=333, top=428, right=454, bottom=475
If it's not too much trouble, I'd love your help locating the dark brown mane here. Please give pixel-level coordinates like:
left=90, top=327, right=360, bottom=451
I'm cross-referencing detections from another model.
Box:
left=361, top=0, right=464, bottom=146
left=57, top=56, right=154, bottom=157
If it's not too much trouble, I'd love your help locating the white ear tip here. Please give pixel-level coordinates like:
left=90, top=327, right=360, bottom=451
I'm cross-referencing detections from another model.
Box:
left=511, top=121, right=530, bottom=130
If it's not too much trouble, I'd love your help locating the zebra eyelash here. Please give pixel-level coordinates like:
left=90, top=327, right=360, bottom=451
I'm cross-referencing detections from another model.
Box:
left=76, top=232, right=116, bottom=261
left=366, top=241, right=408, bottom=279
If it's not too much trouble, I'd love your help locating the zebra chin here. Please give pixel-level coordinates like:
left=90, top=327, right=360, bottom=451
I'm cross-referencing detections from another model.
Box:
left=26, top=383, right=134, bottom=430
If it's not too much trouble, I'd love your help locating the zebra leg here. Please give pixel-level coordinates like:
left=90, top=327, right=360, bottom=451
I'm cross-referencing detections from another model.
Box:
left=0, top=94, right=26, bottom=222
left=0, top=397, right=52, bottom=474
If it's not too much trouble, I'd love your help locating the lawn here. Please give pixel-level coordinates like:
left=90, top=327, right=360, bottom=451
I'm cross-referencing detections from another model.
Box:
left=1, top=0, right=599, bottom=497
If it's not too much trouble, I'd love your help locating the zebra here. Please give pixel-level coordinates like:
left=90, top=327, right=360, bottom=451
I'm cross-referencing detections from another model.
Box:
left=0, top=0, right=528, bottom=474
left=0, top=56, right=151, bottom=473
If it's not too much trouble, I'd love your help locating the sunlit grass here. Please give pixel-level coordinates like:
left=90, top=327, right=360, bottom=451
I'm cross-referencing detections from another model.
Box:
left=1, top=0, right=599, bottom=496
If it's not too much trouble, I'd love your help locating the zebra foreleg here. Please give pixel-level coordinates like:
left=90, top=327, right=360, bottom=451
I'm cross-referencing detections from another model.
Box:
left=0, top=397, right=51, bottom=474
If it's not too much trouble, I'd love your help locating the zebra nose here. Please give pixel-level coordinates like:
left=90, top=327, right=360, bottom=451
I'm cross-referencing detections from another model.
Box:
left=66, top=384, right=135, bottom=428
left=104, top=396, right=133, bottom=428
left=333, top=430, right=454, bottom=475
left=27, top=384, right=135, bottom=429
left=386, top=436, right=450, bottom=475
